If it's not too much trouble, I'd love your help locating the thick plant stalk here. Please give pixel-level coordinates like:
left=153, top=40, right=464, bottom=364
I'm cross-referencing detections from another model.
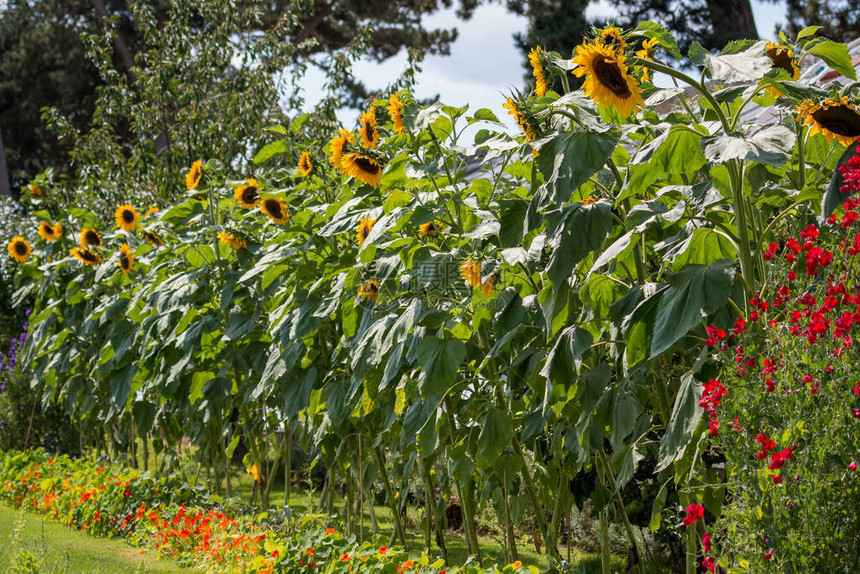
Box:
left=444, top=399, right=481, bottom=560
left=283, top=426, right=291, bottom=506
left=599, top=508, right=611, bottom=574
left=422, top=459, right=447, bottom=561
left=686, top=526, right=697, bottom=574
left=374, top=445, right=407, bottom=546
left=503, top=466, right=519, bottom=563
left=512, top=436, right=557, bottom=558
left=597, top=449, right=644, bottom=574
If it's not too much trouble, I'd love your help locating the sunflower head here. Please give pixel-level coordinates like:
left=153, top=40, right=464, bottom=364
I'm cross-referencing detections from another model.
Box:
left=502, top=95, right=538, bottom=142
left=217, top=231, right=247, bottom=250
left=418, top=220, right=443, bottom=237
left=144, top=206, right=160, bottom=218
left=459, top=259, right=493, bottom=296
left=70, top=247, right=102, bottom=267
left=234, top=179, right=260, bottom=208
left=28, top=184, right=43, bottom=197
left=329, top=128, right=355, bottom=171
left=260, top=196, right=290, bottom=224
left=359, top=110, right=380, bottom=149
left=358, top=278, right=380, bottom=304
left=37, top=221, right=60, bottom=242
left=597, top=26, right=627, bottom=55
left=387, top=93, right=406, bottom=135
left=341, top=153, right=384, bottom=187
left=298, top=152, right=314, bottom=177
left=764, top=41, right=800, bottom=97
left=580, top=196, right=598, bottom=205
left=115, top=205, right=139, bottom=232
left=79, top=227, right=102, bottom=247
left=186, top=160, right=203, bottom=190
left=118, top=244, right=134, bottom=276
left=528, top=46, right=551, bottom=97
left=7, top=237, right=31, bottom=263
left=572, top=40, right=644, bottom=119
left=356, top=216, right=375, bottom=247
left=143, top=229, right=164, bottom=247
left=797, top=97, right=860, bottom=146
left=634, top=37, right=660, bottom=82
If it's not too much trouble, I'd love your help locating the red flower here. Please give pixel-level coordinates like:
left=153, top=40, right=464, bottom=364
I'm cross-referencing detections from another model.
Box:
left=702, top=532, right=711, bottom=553
left=764, top=550, right=774, bottom=560
left=682, top=503, right=704, bottom=526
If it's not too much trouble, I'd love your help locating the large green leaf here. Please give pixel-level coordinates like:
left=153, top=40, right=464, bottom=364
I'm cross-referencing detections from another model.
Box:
left=702, top=125, right=795, bottom=166
left=656, top=372, right=704, bottom=471
left=417, top=336, right=466, bottom=397
left=546, top=201, right=613, bottom=284
left=476, top=408, right=513, bottom=467
left=537, top=131, right=618, bottom=205
left=806, top=40, right=857, bottom=80
left=671, top=227, right=738, bottom=269
left=650, top=259, right=735, bottom=357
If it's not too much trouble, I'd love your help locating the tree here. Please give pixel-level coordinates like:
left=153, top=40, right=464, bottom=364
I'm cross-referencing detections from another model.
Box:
left=783, top=0, right=860, bottom=43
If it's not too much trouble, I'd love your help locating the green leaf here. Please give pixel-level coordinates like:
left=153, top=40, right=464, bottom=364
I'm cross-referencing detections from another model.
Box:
left=650, top=259, right=735, bottom=357
left=253, top=140, right=288, bottom=165
left=581, top=274, right=627, bottom=317
left=656, top=372, right=704, bottom=471
left=672, top=227, right=738, bottom=269
left=476, top=408, right=513, bottom=467
left=796, top=25, right=822, bottom=40
left=702, top=125, right=795, bottom=166
left=633, top=21, right=681, bottom=59
left=698, top=40, right=773, bottom=83
left=807, top=40, right=857, bottom=80
left=541, top=325, right=593, bottom=383
left=538, top=131, right=618, bottom=205
left=823, top=140, right=859, bottom=220
left=546, top=202, right=613, bottom=284
left=417, top=336, right=466, bottom=397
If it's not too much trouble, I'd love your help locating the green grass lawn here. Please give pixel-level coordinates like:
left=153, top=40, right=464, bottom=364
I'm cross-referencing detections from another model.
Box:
left=0, top=505, right=191, bottom=573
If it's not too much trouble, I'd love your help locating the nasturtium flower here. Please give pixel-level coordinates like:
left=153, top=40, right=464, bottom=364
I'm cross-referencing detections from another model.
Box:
left=260, top=196, right=290, bottom=224
left=341, top=152, right=384, bottom=187
left=70, top=246, right=102, bottom=267
left=28, top=184, right=42, bottom=197
left=298, top=152, right=314, bottom=177
left=217, top=231, right=246, bottom=249
left=7, top=237, right=31, bottom=263
left=115, top=205, right=139, bottom=232
left=118, top=244, right=134, bottom=275
left=358, top=278, right=380, bottom=303
left=418, top=220, right=443, bottom=237
left=597, top=26, right=626, bottom=54
left=635, top=37, right=660, bottom=82
left=528, top=46, right=550, bottom=97
left=387, top=93, right=406, bottom=135
left=143, top=229, right=164, bottom=247
left=359, top=110, right=380, bottom=149
left=459, top=259, right=493, bottom=296
left=502, top=96, right=537, bottom=142
left=37, top=221, right=61, bottom=242
left=796, top=97, right=860, bottom=146
left=329, top=128, right=354, bottom=171
left=79, top=227, right=102, bottom=247
left=234, top=178, right=260, bottom=208
left=185, top=160, right=203, bottom=190
left=356, top=216, right=375, bottom=247
left=572, top=40, right=644, bottom=119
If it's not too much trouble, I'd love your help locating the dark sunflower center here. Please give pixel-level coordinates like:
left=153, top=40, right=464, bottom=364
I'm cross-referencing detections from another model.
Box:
left=81, top=250, right=97, bottom=262
left=427, top=223, right=436, bottom=235
left=121, top=254, right=130, bottom=269
left=122, top=210, right=135, bottom=223
left=812, top=106, right=860, bottom=137
left=243, top=187, right=258, bottom=204
left=602, top=34, right=623, bottom=52
left=86, top=231, right=100, bottom=245
left=364, top=122, right=374, bottom=142
left=14, top=242, right=27, bottom=256
left=361, top=226, right=370, bottom=239
left=368, top=284, right=378, bottom=294
left=266, top=200, right=283, bottom=218
left=41, top=223, right=52, bottom=234
left=767, top=49, right=795, bottom=76
left=354, top=156, right=381, bottom=175
left=594, top=56, right=632, bottom=98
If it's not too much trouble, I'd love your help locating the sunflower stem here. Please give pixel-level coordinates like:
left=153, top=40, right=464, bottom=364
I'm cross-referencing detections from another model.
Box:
left=796, top=121, right=807, bottom=190
left=728, top=160, right=755, bottom=298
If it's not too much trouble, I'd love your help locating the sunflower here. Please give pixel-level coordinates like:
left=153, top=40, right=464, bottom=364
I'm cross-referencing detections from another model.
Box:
left=329, top=128, right=355, bottom=171
left=763, top=41, right=800, bottom=97
left=528, top=46, right=550, bottom=97
left=260, top=196, right=290, bottom=224
left=234, top=178, right=260, bottom=208
left=797, top=97, right=860, bottom=146
left=143, top=229, right=164, bottom=247
left=459, top=259, right=493, bottom=296
left=118, top=244, right=134, bottom=275
left=387, top=93, right=406, bottom=135
left=598, top=26, right=627, bottom=54
left=572, top=41, right=644, bottom=119
left=358, top=278, right=380, bottom=304
left=502, top=97, right=537, bottom=142
left=115, top=205, right=139, bottom=232
left=52, top=223, right=64, bottom=238
left=635, top=37, right=660, bottom=82
left=359, top=110, right=380, bottom=149
left=298, top=152, right=314, bottom=177
left=186, top=160, right=203, bottom=190
left=7, top=237, right=31, bottom=263
left=580, top=196, right=598, bottom=205
left=28, top=184, right=42, bottom=197
left=341, top=152, right=384, bottom=187
left=144, top=206, right=160, bottom=218
left=37, top=221, right=60, bottom=242
left=418, top=220, right=443, bottom=237
left=217, top=231, right=246, bottom=249
left=70, top=247, right=102, bottom=267
left=79, top=227, right=102, bottom=247
left=356, top=216, right=375, bottom=247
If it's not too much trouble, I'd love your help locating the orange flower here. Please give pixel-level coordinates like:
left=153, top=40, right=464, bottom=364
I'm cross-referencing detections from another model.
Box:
left=378, top=546, right=388, bottom=555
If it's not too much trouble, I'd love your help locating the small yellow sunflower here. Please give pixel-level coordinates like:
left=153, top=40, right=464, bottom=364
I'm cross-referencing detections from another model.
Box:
left=356, top=216, right=375, bottom=247
left=528, top=46, right=550, bottom=97
left=358, top=278, right=380, bottom=304
left=341, top=152, right=384, bottom=187
left=502, top=97, right=537, bottom=142
left=459, top=259, right=493, bottom=296
left=764, top=41, right=800, bottom=97
left=635, top=37, right=660, bottom=82
left=260, top=196, right=290, bottom=224
left=79, top=227, right=102, bottom=247
left=329, top=128, right=355, bottom=171
left=234, top=178, right=260, bottom=208
left=359, top=110, right=380, bottom=149
left=52, top=223, right=63, bottom=238
left=418, top=220, right=443, bottom=237
left=387, top=93, right=406, bottom=135
left=797, top=97, right=860, bottom=146
left=598, top=27, right=627, bottom=54
left=572, top=41, right=645, bottom=119
left=143, top=229, right=164, bottom=247
left=118, top=244, right=134, bottom=275
left=28, top=184, right=42, bottom=197
left=70, top=246, right=102, bottom=267
left=217, top=231, right=246, bottom=249
left=115, top=205, right=139, bottom=232
left=7, top=237, right=31, bottom=263
left=298, top=152, right=314, bottom=177
left=37, top=221, right=60, bottom=242
left=580, top=196, right=598, bottom=205
left=186, top=160, right=203, bottom=190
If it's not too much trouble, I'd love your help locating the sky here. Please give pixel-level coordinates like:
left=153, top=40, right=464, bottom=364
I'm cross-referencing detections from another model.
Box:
left=301, top=1, right=789, bottom=133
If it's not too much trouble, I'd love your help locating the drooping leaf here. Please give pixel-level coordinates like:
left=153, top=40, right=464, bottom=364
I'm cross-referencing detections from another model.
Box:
left=538, top=131, right=618, bottom=205
left=546, top=201, right=613, bottom=284
left=702, top=125, right=795, bottom=166
left=476, top=408, right=513, bottom=467
left=656, top=372, right=705, bottom=471
left=417, top=336, right=466, bottom=397
left=806, top=40, right=857, bottom=80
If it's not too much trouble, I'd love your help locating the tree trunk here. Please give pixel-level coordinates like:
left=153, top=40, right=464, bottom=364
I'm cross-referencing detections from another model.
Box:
left=708, top=0, right=758, bottom=43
